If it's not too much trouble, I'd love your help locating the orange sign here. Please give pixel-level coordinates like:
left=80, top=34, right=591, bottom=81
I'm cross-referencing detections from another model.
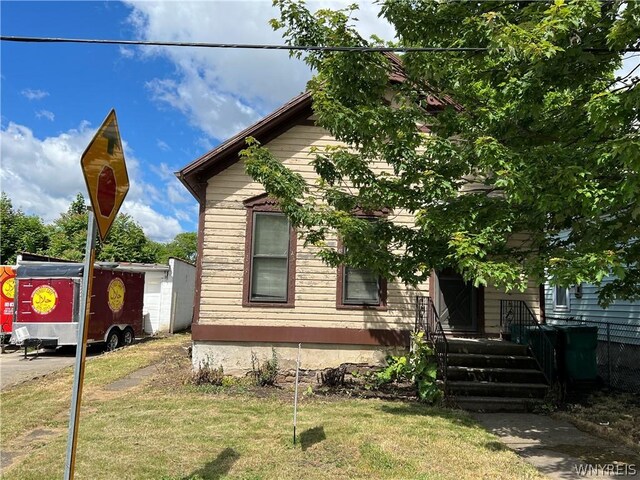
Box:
left=81, top=109, right=129, bottom=240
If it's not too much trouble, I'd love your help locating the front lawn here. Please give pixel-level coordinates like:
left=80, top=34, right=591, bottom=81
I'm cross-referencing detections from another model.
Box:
left=1, top=335, right=545, bottom=479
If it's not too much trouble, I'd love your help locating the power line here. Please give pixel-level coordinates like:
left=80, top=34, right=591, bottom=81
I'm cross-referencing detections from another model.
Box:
left=1, top=35, right=638, bottom=53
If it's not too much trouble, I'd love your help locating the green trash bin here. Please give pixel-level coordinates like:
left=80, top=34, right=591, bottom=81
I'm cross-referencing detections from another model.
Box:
left=553, top=325, right=598, bottom=381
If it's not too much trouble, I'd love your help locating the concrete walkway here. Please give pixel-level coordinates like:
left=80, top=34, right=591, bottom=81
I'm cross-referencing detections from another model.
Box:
left=473, top=413, right=640, bottom=479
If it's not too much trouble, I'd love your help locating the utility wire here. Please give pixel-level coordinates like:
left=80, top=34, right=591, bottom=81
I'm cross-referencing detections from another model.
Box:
left=1, top=35, right=638, bottom=53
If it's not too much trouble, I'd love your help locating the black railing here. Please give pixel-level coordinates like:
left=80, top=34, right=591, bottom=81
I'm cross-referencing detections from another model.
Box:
left=500, top=299, right=556, bottom=384
left=416, top=296, right=448, bottom=394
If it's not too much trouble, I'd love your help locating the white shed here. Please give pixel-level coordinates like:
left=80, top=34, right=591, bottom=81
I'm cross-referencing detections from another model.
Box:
left=118, top=258, right=196, bottom=334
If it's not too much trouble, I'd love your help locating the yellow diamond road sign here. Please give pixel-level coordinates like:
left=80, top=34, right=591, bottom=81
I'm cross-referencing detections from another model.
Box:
left=81, top=109, right=129, bottom=241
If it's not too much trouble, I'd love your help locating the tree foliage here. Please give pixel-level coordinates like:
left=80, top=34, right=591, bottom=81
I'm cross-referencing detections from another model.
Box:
left=0, top=193, right=50, bottom=264
left=1, top=192, right=196, bottom=265
left=243, top=0, right=640, bottom=305
left=157, top=232, right=198, bottom=264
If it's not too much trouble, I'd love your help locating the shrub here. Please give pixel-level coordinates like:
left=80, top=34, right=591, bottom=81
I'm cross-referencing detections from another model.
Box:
left=251, top=348, right=279, bottom=386
left=190, top=358, right=224, bottom=386
left=374, top=332, right=441, bottom=403
left=320, top=367, right=346, bottom=387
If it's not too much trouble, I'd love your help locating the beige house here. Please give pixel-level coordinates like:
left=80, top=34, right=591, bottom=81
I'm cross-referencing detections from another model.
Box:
left=177, top=68, right=542, bottom=375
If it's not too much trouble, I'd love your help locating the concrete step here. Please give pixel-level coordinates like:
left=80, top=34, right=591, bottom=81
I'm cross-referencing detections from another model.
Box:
left=450, top=395, right=545, bottom=413
left=444, top=380, right=548, bottom=398
left=447, top=353, right=539, bottom=369
left=446, top=366, right=546, bottom=384
left=445, top=338, right=529, bottom=356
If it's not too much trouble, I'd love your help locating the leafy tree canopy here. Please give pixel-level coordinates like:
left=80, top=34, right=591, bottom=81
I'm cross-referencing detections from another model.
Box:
left=2, top=192, right=196, bottom=265
left=0, top=193, right=49, bottom=264
left=243, top=0, right=640, bottom=305
left=157, top=232, right=198, bottom=264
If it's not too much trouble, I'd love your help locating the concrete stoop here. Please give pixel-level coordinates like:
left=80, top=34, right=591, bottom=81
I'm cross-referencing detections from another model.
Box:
left=443, top=338, right=549, bottom=412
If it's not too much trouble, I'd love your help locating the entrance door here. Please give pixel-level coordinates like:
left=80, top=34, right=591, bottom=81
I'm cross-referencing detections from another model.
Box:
left=434, top=270, right=478, bottom=332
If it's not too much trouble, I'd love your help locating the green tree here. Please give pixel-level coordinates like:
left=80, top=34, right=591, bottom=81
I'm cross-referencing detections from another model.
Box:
left=157, top=232, right=197, bottom=264
left=47, top=193, right=161, bottom=263
left=47, top=193, right=89, bottom=261
left=98, top=214, right=161, bottom=263
left=0, top=192, right=50, bottom=263
left=243, top=0, right=640, bottom=305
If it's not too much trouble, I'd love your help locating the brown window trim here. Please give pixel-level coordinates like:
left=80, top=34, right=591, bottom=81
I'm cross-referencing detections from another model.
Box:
left=336, top=262, right=388, bottom=310
left=242, top=193, right=296, bottom=308
left=335, top=211, right=388, bottom=311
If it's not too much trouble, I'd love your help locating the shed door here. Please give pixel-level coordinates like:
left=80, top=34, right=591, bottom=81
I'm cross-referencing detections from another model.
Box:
left=434, top=270, right=477, bottom=332
left=144, top=280, right=162, bottom=334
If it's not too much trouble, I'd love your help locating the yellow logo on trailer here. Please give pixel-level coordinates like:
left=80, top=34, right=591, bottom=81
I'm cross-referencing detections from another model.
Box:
left=107, top=278, right=125, bottom=312
left=1, top=277, right=14, bottom=300
left=32, top=285, right=58, bottom=315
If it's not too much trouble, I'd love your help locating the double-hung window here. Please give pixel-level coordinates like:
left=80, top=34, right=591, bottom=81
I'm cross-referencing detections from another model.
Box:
left=337, top=260, right=387, bottom=310
left=243, top=194, right=296, bottom=307
left=343, top=266, right=381, bottom=305
left=553, top=285, right=570, bottom=312
left=336, top=214, right=388, bottom=310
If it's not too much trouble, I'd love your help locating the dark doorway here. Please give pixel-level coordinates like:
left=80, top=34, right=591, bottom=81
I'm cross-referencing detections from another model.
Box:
left=433, top=270, right=479, bottom=333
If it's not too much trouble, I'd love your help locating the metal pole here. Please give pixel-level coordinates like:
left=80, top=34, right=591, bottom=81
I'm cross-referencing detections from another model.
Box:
left=64, top=209, right=97, bottom=480
left=293, top=343, right=301, bottom=445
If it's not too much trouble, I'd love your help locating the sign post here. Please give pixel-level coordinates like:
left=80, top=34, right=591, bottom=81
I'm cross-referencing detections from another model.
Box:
left=64, top=110, right=129, bottom=480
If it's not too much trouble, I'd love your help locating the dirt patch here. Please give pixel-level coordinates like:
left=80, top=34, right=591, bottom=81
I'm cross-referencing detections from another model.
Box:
left=556, top=390, right=640, bottom=452
left=1, top=428, right=62, bottom=473
left=548, top=443, right=640, bottom=466
left=0, top=451, right=19, bottom=472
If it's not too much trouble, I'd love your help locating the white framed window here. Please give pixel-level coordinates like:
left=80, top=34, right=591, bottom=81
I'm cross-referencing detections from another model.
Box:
left=553, top=285, right=570, bottom=312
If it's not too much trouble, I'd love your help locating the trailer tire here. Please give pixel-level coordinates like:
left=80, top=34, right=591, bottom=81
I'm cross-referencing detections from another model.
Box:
left=106, top=328, right=122, bottom=351
left=122, top=327, right=135, bottom=347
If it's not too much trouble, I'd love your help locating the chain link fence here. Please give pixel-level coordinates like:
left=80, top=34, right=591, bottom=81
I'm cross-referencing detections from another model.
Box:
left=546, top=316, right=640, bottom=393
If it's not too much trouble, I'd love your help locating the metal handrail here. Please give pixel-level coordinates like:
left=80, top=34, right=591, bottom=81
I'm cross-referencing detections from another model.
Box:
left=416, top=296, right=448, bottom=394
left=500, top=299, right=556, bottom=384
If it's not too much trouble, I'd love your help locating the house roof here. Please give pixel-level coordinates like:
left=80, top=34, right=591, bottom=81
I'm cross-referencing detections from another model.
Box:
left=176, top=53, right=455, bottom=204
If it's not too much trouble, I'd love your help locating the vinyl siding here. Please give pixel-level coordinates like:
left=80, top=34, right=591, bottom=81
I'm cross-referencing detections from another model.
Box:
left=199, top=123, right=426, bottom=332
left=198, top=122, right=540, bottom=334
left=544, top=277, right=639, bottom=325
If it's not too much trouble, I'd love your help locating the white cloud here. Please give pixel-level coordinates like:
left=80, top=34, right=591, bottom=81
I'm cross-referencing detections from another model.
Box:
left=125, top=1, right=394, bottom=141
left=119, top=46, right=135, bottom=58
left=35, top=110, right=55, bottom=121
left=0, top=121, right=189, bottom=243
left=21, top=89, right=49, bottom=100
left=156, top=139, right=170, bottom=151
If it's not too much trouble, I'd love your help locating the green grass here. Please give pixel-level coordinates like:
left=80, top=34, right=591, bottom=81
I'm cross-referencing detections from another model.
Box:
left=1, top=334, right=545, bottom=480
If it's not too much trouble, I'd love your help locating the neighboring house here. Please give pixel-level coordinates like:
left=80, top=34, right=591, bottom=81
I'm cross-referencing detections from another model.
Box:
left=545, top=277, right=640, bottom=343
left=176, top=58, right=542, bottom=374
left=117, top=258, right=196, bottom=334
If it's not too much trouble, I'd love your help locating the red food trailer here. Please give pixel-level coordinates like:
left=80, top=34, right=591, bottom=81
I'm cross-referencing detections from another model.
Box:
left=12, top=263, right=144, bottom=350
left=1, top=265, right=16, bottom=341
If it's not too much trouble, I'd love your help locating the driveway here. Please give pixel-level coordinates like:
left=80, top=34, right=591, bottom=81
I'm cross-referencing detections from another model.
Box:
left=473, top=412, right=640, bottom=479
left=0, top=346, right=102, bottom=390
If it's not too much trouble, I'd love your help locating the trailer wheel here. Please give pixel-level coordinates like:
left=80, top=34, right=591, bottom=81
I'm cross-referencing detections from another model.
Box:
left=122, top=327, right=135, bottom=347
left=106, top=328, right=122, bottom=351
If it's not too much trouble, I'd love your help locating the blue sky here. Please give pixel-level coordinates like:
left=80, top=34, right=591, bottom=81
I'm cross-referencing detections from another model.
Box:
left=1, top=1, right=392, bottom=242
left=2, top=2, right=634, bottom=243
